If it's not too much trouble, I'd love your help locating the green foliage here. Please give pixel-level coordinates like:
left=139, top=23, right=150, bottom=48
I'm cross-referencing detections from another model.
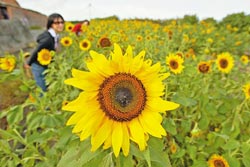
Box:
left=219, top=12, right=250, bottom=32
left=1, top=16, right=250, bottom=167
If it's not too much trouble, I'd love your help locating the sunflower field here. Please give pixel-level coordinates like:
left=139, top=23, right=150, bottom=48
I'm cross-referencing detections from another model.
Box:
left=0, top=13, right=250, bottom=167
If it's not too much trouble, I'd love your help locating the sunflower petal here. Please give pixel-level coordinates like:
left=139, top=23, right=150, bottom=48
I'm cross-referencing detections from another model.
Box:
left=62, top=92, right=98, bottom=112
left=139, top=110, right=166, bottom=137
left=80, top=111, right=105, bottom=141
left=112, top=122, right=123, bottom=157
left=128, top=118, right=146, bottom=151
left=147, top=97, right=179, bottom=113
left=91, top=118, right=113, bottom=152
left=121, top=123, right=130, bottom=156
left=88, top=50, right=114, bottom=77
left=130, top=50, right=145, bottom=74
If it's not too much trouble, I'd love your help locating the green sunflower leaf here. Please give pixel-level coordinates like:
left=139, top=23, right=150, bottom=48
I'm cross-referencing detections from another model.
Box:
left=148, top=137, right=172, bottom=167
left=222, top=139, right=240, bottom=150
left=172, top=95, right=197, bottom=107
left=242, top=155, right=250, bottom=167
left=6, top=105, right=23, bottom=125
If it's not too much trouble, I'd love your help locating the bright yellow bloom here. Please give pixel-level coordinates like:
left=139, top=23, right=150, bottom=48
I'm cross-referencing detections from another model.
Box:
left=243, top=83, right=250, bottom=100
left=79, top=39, right=91, bottom=51
left=216, top=52, right=234, bottom=74
left=0, top=55, right=16, bottom=72
left=240, top=55, right=249, bottom=65
left=166, top=53, right=185, bottom=74
left=60, top=36, right=73, bottom=47
left=63, top=43, right=179, bottom=157
left=208, top=154, right=229, bottom=167
left=37, top=49, right=52, bottom=65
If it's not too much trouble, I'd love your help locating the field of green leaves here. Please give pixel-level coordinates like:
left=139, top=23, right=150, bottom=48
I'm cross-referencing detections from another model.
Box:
left=0, top=13, right=250, bottom=167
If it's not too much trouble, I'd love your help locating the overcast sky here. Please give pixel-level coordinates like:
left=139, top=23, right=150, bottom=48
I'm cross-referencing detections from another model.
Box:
left=17, top=0, right=250, bottom=21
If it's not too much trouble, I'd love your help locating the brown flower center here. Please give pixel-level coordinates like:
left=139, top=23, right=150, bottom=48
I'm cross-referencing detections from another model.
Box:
left=65, top=40, right=69, bottom=44
left=100, top=38, right=111, bottom=47
left=198, top=63, right=210, bottom=73
left=219, top=59, right=228, bottom=68
left=98, top=73, right=146, bottom=122
left=82, top=42, right=88, bottom=48
left=214, top=160, right=225, bottom=167
left=170, top=60, right=178, bottom=69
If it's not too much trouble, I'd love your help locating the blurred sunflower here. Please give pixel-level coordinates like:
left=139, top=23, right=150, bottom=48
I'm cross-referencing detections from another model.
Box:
left=136, top=35, right=143, bottom=42
left=240, top=55, right=249, bottom=65
left=207, top=38, right=214, bottom=43
left=185, top=48, right=196, bottom=60
left=183, top=34, right=189, bottom=42
left=65, top=22, right=74, bottom=32
left=145, top=35, right=152, bottom=41
left=169, top=141, right=177, bottom=154
left=208, top=154, right=229, bottom=167
left=242, top=83, right=250, bottom=100
left=0, top=55, right=16, bottom=72
left=28, top=93, right=36, bottom=103
left=79, top=39, right=91, bottom=51
left=167, top=30, right=173, bottom=40
left=197, top=61, right=211, bottom=74
left=98, top=36, right=112, bottom=47
left=110, top=32, right=121, bottom=43
left=63, top=43, right=179, bottom=157
left=37, top=49, right=52, bottom=65
left=216, top=52, right=234, bottom=74
left=60, top=36, right=73, bottom=47
left=166, top=53, right=185, bottom=74
left=235, top=41, right=242, bottom=46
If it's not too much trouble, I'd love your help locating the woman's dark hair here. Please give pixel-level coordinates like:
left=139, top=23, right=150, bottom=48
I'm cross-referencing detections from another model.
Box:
left=47, top=13, right=64, bottom=29
left=82, top=19, right=90, bottom=25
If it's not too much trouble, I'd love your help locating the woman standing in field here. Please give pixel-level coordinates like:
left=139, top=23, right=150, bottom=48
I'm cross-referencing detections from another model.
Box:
left=27, top=13, right=64, bottom=92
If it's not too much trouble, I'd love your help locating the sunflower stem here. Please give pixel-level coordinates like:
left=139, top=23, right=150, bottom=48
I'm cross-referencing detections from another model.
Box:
left=115, top=156, right=121, bottom=167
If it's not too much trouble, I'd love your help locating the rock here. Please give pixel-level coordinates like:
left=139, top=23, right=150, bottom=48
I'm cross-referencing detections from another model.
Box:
left=0, top=19, right=38, bottom=55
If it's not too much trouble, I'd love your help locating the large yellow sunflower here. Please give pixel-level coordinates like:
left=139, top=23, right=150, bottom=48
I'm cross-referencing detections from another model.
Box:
left=166, top=53, right=185, bottom=74
left=0, top=55, right=16, bottom=72
left=208, top=154, right=229, bottom=167
left=37, top=49, right=52, bottom=65
left=63, top=43, right=179, bottom=157
left=243, top=83, right=250, bottom=100
left=216, top=52, right=234, bottom=73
